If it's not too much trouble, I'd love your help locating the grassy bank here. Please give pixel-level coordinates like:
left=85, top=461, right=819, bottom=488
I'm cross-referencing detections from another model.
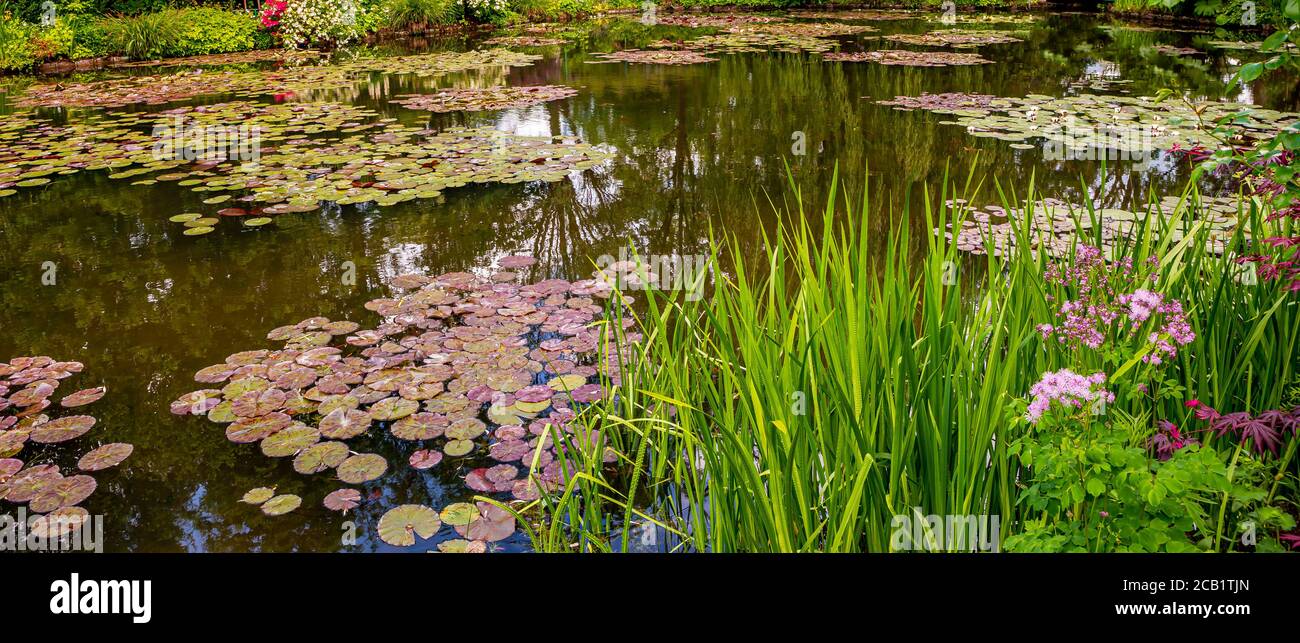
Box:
left=508, top=168, right=1299, bottom=553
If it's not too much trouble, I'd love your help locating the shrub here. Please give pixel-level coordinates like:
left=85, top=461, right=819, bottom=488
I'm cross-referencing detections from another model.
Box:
left=170, top=7, right=260, bottom=56
left=99, top=8, right=182, bottom=59
left=0, top=9, right=38, bottom=70
left=381, top=0, right=458, bottom=31
left=278, top=0, right=362, bottom=49
left=463, top=0, right=510, bottom=24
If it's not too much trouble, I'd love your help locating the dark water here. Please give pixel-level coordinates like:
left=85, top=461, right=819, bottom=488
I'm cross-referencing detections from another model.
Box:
left=0, top=12, right=1295, bottom=552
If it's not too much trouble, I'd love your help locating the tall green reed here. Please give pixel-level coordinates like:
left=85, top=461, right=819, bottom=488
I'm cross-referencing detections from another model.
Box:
left=504, top=167, right=1297, bottom=553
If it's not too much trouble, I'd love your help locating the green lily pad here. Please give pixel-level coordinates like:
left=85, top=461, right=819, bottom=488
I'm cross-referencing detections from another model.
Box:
left=241, top=486, right=276, bottom=504
left=261, top=494, right=302, bottom=516
left=336, top=453, right=387, bottom=484
left=377, top=504, right=441, bottom=546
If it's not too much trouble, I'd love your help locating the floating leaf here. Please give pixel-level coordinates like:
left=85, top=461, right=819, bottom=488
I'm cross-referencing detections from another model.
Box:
left=439, top=502, right=479, bottom=526
left=60, top=387, right=106, bottom=407
left=443, top=439, right=474, bottom=457
left=30, top=475, right=97, bottom=513
left=241, top=486, right=276, bottom=504
left=436, top=538, right=486, bottom=553
left=337, top=453, right=387, bottom=484
left=261, top=494, right=302, bottom=516
left=77, top=443, right=133, bottom=471
left=377, top=504, right=441, bottom=546
left=409, top=449, right=443, bottom=470
left=260, top=424, right=320, bottom=457
left=29, top=415, right=95, bottom=443
left=292, top=441, right=350, bottom=474
left=323, top=488, right=361, bottom=513
left=369, top=397, right=419, bottom=421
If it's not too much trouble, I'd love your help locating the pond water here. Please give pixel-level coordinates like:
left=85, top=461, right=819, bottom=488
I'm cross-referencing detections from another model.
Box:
left=1, top=11, right=1295, bottom=552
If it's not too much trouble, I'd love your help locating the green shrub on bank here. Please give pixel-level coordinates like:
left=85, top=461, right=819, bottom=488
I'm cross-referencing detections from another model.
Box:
left=170, top=7, right=260, bottom=56
left=0, top=9, right=39, bottom=70
left=380, top=0, right=460, bottom=31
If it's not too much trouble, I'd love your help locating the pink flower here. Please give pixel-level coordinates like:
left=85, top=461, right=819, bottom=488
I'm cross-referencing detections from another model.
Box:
left=1025, top=369, right=1114, bottom=424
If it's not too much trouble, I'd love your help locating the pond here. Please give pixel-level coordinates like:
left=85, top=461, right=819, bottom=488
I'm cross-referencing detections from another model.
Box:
left=0, top=10, right=1295, bottom=552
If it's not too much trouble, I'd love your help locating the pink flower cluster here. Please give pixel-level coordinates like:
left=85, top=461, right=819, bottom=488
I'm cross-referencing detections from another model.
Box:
left=1025, top=369, right=1115, bottom=424
left=1037, top=246, right=1194, bottom=364
left=261, top=0, right=287, bottom=29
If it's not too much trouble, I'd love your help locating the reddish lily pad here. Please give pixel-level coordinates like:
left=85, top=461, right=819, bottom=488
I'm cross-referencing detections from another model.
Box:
left=323, top=488, right=361, bottom=513
left=29, top=416, right=96, bottom=443
left=59, top=386, right=106, bottom=408
left=409, top=449, right=443, bottom=470
left=77, top=443, right=134, bottom=471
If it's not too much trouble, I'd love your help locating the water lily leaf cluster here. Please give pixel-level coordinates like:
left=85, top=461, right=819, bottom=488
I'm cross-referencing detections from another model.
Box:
left=940, top=195, right=1245, bottom=259
left=891, top=92, right=1300, bottom=151
left=0, top=356, right=132, bottom=532
left=588, top=49, right=719, bottom=65
left=391, top=85, right=578, bottom=112
left=173, top=263, right=632, bottom=544
left=652, top=13, right=790, bottom=28
left=823, top=50, right=993, bottom=66
left=792, top=9, right=916, bottom=21
left=0, top=101, right=610, bottom=229
left=876, top=92, right=996, bottom=111
left=483, top=36, right=567, bottom=47
left=882, top=29, right=1023, bottom=48
left=113, top=49, right=325, bottom=69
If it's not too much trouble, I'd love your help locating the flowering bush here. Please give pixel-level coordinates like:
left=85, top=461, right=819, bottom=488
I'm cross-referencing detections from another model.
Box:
left=1008, top=375, right=1231, bottom=552
left=277, top=0, right=361, bottom=49
left=1036, top=245, right=1195, bottom=366
left=1025, top=369, right=1114, bottom=424
left=462, top=0, right=510, bottom=23
left=261, top=0, right=288, bottom=29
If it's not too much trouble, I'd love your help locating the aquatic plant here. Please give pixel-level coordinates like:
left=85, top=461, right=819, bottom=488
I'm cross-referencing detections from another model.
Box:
left=391, top=85, right=578, bottom=112
left=882, top=29, right=1024, bottom=48
left=0, top=356, right=132, bottom=538
left=823, top=50, right=993, bottom=66
left=172, top=260, right=633, bottom=550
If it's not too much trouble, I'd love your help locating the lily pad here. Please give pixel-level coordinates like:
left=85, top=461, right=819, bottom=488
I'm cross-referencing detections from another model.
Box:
left=241, top=486, right=276, bottom=504
left=439, top=502, right=479, bottom=526
left=30, top=475, right=97, bottom=513
left=409, top=449, right=443, bottom=470
left=292, top=440, right=350, bottom=474
left=323, top=488, right=361, bottom=513
left=29, top=415, right=96, bottom=443
left=261, top=494, right=302, bottom=516
left=59, top=386, right=106, bottom=407
left=377, top=504, right=441, bottom=546
left=77, top=443, right=134, bottom=471
left=337, top=453, right=387, bottom=484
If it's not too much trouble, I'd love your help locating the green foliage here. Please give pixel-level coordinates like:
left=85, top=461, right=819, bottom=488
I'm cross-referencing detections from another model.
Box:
left=0, top=8, right=39, bottom=70
left=381, top=0, right=459, bottom=30
left=169, top=7, right=259, bottom=56
left=1005, top=401, right=1231, bottom=553
left=99, top=7, right=181, bottom=58
left=96, top=7, right=258, bottom=60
